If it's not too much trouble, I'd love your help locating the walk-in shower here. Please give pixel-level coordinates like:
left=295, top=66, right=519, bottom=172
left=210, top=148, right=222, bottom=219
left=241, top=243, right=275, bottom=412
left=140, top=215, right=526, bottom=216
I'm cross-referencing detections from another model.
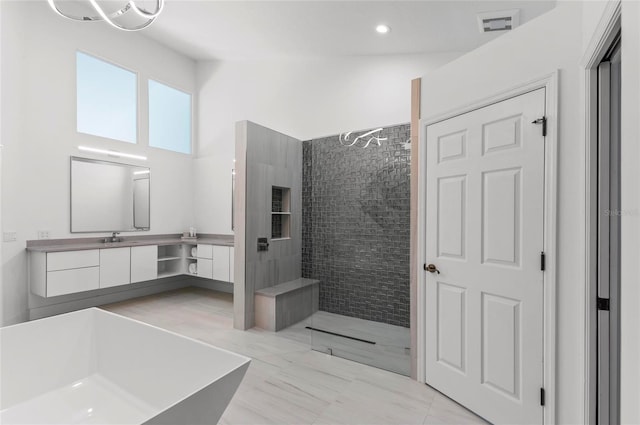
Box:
left=282, top=124, right=411, bottom=376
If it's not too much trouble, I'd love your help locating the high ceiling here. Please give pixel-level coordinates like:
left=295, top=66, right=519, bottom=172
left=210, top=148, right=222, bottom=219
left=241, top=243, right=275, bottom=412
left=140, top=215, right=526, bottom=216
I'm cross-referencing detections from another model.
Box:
left=139, top=0, right=557, bottom=60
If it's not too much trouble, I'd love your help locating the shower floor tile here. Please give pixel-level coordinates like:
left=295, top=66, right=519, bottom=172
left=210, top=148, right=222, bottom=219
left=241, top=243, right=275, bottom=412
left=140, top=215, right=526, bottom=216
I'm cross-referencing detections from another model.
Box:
left=278, top=311, right=411, bottom=376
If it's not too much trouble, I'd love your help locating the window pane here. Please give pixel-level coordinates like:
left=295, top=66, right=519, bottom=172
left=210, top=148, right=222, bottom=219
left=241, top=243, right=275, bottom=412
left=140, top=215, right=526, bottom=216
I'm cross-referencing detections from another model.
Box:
left=76, top=52, right=137, bottom=143
left=148, top=80, right=192, bottom=154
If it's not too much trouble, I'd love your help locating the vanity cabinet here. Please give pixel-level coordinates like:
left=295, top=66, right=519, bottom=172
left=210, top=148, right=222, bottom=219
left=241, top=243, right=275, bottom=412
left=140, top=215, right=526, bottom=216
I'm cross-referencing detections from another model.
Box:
left=157, top=245, right=184, bottom=278
left=212, top=245, right=230, bottom=282
left=30, top=250, right=100, bottom=297
left=29, top=240, right=234, bottom=298
left=47, top=250, right=98, bottom=271
left=99, top=247, right=131, bottom=288
left=196, top=244, right=213, bottom=259
left=47, top=267, right=100, bottom=297
left=196, top=244, right=214, bottom=279
left=131, top=245, right=158, bottom=283
left=195, top=244, right=233, bottom=282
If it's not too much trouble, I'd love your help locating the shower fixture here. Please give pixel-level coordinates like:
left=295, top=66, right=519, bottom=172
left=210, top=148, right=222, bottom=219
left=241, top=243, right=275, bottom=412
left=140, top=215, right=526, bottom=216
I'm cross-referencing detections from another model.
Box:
left=47, top=0, right=164, bottom=31
left=339, top=128, right=388, bottom=148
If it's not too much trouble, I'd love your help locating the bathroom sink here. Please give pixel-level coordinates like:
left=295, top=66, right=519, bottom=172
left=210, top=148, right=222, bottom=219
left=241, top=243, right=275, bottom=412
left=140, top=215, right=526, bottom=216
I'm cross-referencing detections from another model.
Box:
left=103, top=237, right=123, bottom=244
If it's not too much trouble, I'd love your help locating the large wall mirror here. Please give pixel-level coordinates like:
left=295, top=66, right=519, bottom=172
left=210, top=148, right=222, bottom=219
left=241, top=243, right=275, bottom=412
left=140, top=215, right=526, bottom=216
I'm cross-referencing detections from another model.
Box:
left=71, top=156, right=150, bottom=233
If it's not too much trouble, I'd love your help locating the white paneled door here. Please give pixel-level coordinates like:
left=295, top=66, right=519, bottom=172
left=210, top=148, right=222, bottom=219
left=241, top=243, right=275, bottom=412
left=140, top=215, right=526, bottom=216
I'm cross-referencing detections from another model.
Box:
left=424, top=89, right=546, bottom=424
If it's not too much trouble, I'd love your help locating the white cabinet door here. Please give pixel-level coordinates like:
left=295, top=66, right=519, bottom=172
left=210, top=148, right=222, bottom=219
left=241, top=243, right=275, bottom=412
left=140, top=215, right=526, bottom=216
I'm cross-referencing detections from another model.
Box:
left=212, top=246, right=230, bottom=282
left=229, top=247, right=234, bottom=283
left=131, top=245, right=157, bottom=283
left=197, top=258, right=213, bottom=279
left=47, top=267, right=100, bottom=297
left=100, top=247, right=131, bottom=288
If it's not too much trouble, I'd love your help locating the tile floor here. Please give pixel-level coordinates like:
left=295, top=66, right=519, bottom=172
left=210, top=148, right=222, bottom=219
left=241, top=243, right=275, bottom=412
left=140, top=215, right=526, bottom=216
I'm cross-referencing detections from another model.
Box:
left=101, top=287, right=488, bottom=425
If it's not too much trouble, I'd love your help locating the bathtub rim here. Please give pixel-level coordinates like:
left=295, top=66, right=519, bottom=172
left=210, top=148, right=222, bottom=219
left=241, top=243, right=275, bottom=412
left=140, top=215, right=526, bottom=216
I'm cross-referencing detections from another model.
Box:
left=0, top=307, right=251, bottom=421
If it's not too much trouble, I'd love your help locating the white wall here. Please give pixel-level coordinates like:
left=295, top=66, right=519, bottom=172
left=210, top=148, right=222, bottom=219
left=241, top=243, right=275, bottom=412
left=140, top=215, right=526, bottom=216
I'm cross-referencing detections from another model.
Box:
left=0, top=3, right=463, bottom=324
left=0, top=0, right=4, bottom=328
left=419, top=3, right=585, bottom=423
left=0, top=2, right=463, bottom=324
left=194, top=52, right=462, bottom=234
left=0, top=1, right=197, bottom=325
left=620, top=1, right=640, bottom=422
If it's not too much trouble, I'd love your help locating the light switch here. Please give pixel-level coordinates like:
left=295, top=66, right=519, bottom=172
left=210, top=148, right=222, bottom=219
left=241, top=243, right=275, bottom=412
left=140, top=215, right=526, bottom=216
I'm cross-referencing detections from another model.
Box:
left=257, top=237, right=269, bottom=252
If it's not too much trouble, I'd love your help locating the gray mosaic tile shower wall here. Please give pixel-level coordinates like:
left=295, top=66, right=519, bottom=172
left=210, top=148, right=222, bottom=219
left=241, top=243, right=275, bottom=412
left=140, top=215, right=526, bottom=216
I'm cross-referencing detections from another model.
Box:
left=302, top=124, right=411, bottom=327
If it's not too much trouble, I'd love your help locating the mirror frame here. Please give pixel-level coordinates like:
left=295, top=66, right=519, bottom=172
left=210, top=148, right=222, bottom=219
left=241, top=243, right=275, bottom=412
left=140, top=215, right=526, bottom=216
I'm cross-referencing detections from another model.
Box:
left=70, top=156, right=150, bottom=233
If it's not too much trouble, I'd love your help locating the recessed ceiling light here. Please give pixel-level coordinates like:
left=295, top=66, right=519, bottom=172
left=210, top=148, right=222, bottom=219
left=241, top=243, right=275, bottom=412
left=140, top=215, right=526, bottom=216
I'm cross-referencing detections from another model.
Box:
left=376, top=24, right=390, bottom=34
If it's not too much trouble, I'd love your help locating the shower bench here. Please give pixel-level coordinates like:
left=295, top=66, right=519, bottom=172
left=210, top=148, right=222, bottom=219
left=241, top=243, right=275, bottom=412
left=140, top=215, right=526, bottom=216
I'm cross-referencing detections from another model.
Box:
left=254, top=278, right=319, bottom=331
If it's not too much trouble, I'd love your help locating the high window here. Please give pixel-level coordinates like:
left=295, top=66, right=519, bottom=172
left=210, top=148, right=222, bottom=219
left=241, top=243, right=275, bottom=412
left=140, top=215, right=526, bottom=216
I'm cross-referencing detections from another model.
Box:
left=76, top=51, right=137, bottom=143
left=148, top=79, right=192, bottom=154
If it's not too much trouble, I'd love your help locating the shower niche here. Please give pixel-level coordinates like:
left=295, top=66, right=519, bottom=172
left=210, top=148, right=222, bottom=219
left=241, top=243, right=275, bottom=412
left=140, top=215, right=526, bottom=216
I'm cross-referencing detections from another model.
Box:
left=271, top=186, right=291, bottom=239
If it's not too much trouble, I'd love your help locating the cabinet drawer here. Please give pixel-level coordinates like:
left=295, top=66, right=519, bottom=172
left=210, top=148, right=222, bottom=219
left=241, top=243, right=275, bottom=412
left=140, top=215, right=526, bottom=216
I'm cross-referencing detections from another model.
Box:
left=196, top=244, right=213, bottom=259
left=47, top=250, right=99, bottom=271
left=47, top=267, right=100, bottom=297
left=197, top=258, right=213, bottom=279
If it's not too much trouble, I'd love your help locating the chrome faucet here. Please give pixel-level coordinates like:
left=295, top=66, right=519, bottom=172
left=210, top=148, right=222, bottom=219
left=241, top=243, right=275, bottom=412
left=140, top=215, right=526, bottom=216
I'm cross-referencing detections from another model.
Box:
left=104, top=232, right=121, bottom=243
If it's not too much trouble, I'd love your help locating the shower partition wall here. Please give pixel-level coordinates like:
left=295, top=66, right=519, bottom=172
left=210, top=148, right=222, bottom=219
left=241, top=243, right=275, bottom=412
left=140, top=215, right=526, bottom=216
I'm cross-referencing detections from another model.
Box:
left=301, top=124, right=411, bottom=376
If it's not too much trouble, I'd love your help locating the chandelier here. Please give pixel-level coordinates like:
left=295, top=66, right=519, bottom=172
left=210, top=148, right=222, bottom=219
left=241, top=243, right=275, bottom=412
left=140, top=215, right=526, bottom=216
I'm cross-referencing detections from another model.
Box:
left=47, top=0, right=164, bottom=31
left=339, top=128, right=388, bottom=148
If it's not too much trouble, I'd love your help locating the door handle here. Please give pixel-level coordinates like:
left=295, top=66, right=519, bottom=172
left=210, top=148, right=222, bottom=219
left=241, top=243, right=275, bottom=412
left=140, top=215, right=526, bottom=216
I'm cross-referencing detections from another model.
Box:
left=424, top=264, right=440, bottom=274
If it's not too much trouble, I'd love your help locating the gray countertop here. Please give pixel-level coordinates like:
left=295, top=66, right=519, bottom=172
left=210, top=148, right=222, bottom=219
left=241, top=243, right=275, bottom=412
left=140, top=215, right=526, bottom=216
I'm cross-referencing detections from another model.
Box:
left=26, top=234, right=234, bottom=253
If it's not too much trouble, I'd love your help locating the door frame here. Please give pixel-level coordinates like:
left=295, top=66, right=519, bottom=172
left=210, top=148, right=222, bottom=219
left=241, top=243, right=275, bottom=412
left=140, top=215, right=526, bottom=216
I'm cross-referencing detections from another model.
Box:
left=581, top=2, right=621, bottom=424
left=416, top=72, right=559, bottom=425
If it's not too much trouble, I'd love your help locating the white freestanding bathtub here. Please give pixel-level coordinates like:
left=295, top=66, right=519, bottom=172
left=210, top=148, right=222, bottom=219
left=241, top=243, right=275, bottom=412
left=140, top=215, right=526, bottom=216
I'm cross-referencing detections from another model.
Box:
left=0, top=308, right=250, bottom=424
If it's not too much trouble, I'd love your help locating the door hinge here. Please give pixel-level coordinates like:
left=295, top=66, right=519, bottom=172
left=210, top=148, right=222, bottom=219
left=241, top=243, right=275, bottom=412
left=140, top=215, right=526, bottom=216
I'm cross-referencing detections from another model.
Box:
left=532, top=116, right=547, bottom=137
left=597, top=297, right=610, bottom=311
left=540, top=252, right=546, bottom=271
left=540, top=388, right=546, bottom=406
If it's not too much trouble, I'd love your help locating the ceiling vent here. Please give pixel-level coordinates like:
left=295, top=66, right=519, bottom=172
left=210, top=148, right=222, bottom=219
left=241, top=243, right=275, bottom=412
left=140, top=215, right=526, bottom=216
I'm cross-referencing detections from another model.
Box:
left=477, top=9, right=520, bottom=33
